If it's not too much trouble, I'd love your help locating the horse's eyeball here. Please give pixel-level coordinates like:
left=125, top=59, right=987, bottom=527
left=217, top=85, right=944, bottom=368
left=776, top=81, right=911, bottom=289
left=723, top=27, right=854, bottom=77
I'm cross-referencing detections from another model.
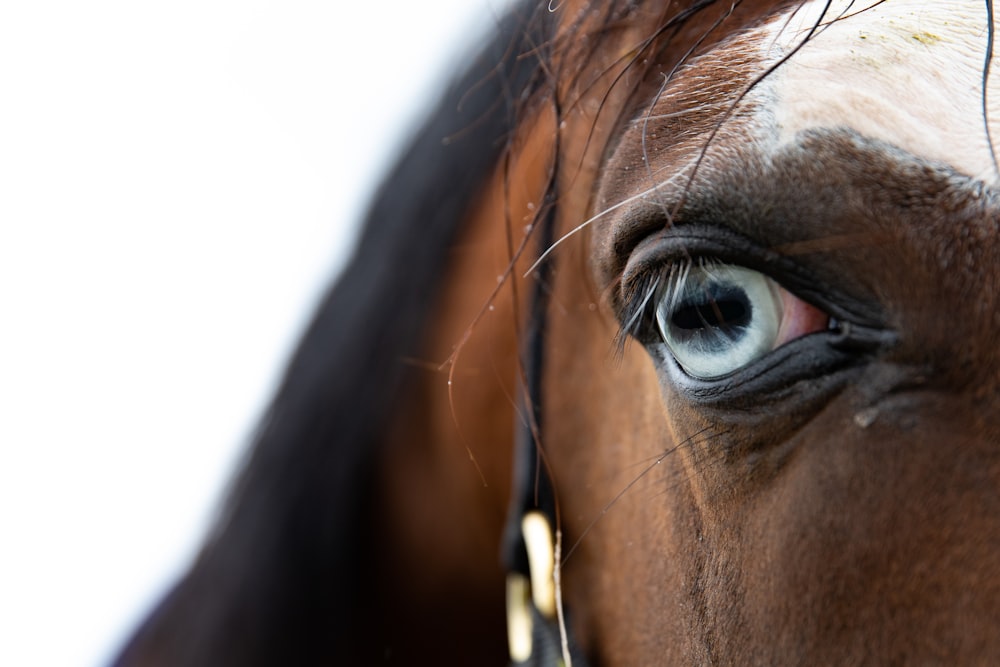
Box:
left=655, top=263, right=828, bottom=379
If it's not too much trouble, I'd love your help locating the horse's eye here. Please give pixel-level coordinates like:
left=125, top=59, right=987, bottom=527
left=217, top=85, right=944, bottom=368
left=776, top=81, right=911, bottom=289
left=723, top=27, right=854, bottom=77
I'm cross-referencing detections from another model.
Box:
left=655, top=262, right=828, bottom=379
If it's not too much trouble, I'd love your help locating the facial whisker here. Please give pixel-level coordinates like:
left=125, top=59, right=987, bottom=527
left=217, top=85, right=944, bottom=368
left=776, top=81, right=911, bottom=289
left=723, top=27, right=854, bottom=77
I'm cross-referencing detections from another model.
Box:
left=524, top=160, right=699, bottom=277
left=983, top=0, right=999, bottom=178
left=562, top=425, right=724, bottom=564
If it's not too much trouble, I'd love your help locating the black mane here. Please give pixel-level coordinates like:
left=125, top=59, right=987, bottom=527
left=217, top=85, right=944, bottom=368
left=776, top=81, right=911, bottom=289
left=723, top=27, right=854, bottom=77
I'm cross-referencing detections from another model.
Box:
left=113, top=4, right=546, bottom=665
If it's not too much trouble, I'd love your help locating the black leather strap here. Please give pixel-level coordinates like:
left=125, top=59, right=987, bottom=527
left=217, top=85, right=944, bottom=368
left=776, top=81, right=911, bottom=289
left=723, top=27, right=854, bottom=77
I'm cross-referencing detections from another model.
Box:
left=501, top=184, right=589, bottom=666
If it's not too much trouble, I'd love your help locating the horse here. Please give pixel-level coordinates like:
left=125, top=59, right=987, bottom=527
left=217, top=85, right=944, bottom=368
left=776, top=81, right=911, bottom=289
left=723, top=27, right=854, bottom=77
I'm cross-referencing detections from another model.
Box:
left=113, top=0, right=1000, bottom=664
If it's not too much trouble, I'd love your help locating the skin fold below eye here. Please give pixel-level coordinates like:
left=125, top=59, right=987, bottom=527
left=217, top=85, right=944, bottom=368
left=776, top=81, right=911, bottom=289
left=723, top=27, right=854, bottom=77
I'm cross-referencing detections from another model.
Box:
left=654, top=263, right=830, bottom=379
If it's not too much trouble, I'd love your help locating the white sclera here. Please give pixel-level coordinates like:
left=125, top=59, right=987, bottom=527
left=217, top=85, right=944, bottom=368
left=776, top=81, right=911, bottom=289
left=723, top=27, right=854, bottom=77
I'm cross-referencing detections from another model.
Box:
left=656, top=263, right=784, bottom=379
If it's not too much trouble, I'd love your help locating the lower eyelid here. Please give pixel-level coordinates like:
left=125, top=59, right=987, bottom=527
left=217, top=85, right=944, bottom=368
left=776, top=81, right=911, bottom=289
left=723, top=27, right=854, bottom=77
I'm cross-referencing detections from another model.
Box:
left=773, top=286, right=830, bottom=349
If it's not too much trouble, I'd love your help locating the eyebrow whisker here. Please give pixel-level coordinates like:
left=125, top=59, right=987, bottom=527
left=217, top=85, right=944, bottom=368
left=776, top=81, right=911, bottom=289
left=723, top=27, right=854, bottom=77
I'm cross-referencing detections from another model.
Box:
left=525, top=159, right=699, bottom=277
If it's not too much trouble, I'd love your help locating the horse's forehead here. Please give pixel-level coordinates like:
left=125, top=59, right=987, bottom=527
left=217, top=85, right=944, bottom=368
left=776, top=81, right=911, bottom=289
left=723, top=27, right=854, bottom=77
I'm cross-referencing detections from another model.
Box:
left=623, top=0, right=998, bottom=184
left=760, top=0, right=998, bottom=184
left=589, top=0, right=1000, bottom=380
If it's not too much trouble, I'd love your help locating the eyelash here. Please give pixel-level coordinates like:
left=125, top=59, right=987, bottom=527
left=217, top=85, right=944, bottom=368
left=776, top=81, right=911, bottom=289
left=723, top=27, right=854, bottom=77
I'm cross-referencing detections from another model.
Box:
left=617, top=259, right=693, bottom=348
left=616, top=255, right=832, bottom=380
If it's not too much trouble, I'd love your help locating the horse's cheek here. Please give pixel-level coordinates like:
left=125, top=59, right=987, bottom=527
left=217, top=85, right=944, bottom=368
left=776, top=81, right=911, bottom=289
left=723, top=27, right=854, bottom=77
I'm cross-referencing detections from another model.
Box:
left=538, top=294, right=692, bottom=661
left=731, top=385, right=1000, bottom=662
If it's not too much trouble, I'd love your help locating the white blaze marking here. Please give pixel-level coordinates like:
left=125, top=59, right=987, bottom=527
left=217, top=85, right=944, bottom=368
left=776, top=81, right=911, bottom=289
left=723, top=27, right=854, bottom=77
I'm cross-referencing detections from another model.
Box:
left=758, top=0, right=1000, bottom=182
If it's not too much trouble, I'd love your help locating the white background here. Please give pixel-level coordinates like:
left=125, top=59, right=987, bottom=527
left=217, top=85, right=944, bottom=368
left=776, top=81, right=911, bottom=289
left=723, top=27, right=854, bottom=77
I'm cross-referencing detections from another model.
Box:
left=0, top=2, right=514, bottom=665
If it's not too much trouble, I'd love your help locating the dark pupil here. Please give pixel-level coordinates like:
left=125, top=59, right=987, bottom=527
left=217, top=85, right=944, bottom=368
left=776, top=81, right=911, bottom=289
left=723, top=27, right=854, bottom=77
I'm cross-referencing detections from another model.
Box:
left=671, top=286, right=751, bottom=335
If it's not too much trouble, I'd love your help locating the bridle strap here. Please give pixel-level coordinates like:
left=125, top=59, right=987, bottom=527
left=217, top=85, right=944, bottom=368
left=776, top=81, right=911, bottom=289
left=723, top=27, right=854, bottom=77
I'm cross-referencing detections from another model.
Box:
left=501, top=194, right=586, bottom=665
left=501, top=213, right=556, bottom=577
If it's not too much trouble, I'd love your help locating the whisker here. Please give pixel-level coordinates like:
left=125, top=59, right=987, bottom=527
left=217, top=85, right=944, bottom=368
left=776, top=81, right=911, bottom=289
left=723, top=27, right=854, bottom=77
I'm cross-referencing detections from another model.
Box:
left=641, top=1, right=741, bottom=218
left=562, top=424, right=722, bottom=563
left=524, top=160, right=699, bottom=277
left=984, top=0, right=999, bottom=178
left=642, top=102, right=728, bottom=121
left=644, top=436, right=732, bottom=501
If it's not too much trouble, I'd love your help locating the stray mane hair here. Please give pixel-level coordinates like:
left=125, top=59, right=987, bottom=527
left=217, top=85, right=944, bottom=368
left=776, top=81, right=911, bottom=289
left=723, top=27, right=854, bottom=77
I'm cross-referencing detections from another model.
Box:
left=112, top=2, right=754, bottom=663
left=113, top=4, right=553, bottom=665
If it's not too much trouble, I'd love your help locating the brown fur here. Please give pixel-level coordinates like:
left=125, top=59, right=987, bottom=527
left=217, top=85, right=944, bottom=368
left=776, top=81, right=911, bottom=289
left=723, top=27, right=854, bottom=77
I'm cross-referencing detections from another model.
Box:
left=116, top=1, right=1000, bottom=664
left=365, top=106, right=558, bottom=662
left=386, top=0, right=1000, bottom=663
left=549, top=1, right=1000, bottom=663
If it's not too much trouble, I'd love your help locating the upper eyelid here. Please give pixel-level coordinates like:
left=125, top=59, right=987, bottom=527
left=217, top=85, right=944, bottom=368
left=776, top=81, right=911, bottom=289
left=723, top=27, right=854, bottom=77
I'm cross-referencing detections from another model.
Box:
left=617, top=257, right=748, bottom=344
left=601, top=128, right=982, bottom=291
left=617, top=223, right=887, bottom=329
